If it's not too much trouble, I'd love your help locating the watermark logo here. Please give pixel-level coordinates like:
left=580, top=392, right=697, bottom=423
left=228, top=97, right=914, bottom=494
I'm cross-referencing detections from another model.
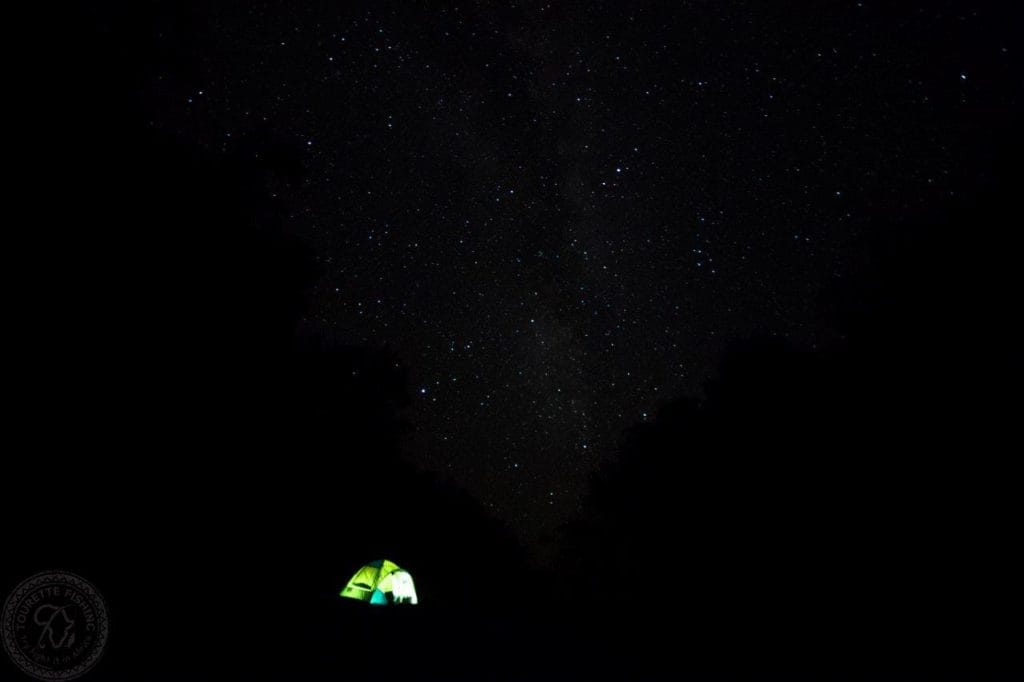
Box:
left=2, top=571, right=108, bottom=680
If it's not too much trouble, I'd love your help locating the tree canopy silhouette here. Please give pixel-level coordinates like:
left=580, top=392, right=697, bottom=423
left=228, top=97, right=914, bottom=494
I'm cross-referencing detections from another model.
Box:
left=559, top=134, right=1023, bottom=667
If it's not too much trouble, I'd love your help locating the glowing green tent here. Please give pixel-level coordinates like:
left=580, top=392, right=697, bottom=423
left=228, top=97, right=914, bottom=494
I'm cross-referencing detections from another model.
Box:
left=340, top=559, right=418, bottom=605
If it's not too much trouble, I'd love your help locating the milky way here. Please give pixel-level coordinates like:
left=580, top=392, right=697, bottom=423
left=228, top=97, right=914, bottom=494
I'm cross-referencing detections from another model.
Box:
left=144, top=1, right=1012, bottom=539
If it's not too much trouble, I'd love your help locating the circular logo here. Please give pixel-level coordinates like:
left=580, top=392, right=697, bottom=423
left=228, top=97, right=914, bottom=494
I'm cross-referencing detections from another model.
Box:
left=2, top=571, right=108, bottom=680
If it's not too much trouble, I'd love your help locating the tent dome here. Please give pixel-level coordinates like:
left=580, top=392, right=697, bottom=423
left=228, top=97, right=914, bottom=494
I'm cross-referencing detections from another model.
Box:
left=340, top=559, right=418, bottom=605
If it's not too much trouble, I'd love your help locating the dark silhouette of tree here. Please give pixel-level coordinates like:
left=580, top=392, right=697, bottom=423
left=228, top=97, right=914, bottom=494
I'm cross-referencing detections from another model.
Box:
left=3, top=7, right=533, bottom=679
left=559, top=135, right=1023, bottom=671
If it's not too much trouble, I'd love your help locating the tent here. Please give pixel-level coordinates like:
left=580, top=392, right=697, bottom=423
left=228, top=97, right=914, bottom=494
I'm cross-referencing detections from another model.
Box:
left=340, top=559, right=418, bottom=605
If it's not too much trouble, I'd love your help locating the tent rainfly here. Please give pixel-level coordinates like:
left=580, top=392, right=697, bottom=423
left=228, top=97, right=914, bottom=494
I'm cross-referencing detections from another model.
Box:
left=340, top=559, right=418, bottom=605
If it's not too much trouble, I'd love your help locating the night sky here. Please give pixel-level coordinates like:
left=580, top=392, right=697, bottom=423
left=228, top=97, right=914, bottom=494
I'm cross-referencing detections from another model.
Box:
left=1, top=3, right=1022, bottom=679
left=119, top=1, right=1016, bottom=540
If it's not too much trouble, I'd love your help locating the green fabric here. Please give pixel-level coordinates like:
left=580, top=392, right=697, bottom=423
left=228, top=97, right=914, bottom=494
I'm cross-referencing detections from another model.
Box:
left=340, top=559, right=417, bottom=605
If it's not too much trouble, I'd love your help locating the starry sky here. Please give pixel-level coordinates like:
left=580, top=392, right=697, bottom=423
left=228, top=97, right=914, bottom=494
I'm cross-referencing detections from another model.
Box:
left=133, top=1, right=1018, bottom=540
